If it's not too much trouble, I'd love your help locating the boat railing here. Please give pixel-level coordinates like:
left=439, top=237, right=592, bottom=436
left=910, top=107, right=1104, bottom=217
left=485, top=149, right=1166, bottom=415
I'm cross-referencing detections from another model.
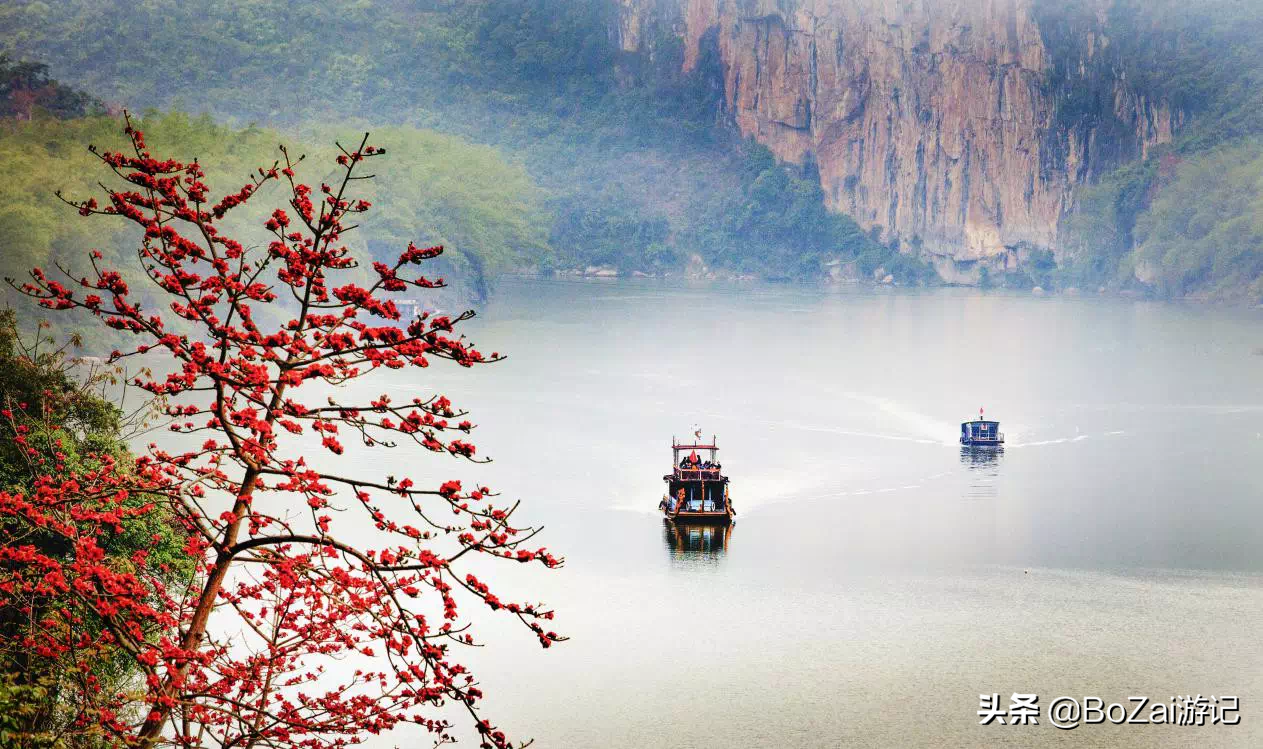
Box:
left=674, top=467, right=723, bottom=480
left=964, top=432, right=1004, bottom=443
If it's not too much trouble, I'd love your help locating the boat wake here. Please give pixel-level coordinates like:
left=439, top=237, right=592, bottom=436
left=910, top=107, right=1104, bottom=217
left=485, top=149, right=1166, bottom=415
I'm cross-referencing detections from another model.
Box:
left=1010, top=434, right=1090, bottom=447
left=837, top=391, right=958, bottom=443
left=699, top=390, right=959, bottom=446
left=1007, top=430, right=1127, bottom=448
left=737, top=469, right=957, bottom=515
left=610, top=502, right=661, bottom=516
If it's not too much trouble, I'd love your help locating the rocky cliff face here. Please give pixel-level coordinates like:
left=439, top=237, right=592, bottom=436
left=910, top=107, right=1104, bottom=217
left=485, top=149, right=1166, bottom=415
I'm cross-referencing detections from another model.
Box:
left=619, top=0, right=1182, bottom=281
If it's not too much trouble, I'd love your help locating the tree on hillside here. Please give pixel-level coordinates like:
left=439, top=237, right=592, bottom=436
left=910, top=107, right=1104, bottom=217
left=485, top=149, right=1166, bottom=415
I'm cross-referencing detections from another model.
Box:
left=0, top=55, right=102, bottom=120
left=3, top=116, right=562, bottom=748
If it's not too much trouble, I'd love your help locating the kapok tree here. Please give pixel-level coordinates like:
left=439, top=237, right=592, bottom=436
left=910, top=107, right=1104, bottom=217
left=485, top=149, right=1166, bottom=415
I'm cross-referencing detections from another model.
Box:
left=5, top=115, right=562, bottom=749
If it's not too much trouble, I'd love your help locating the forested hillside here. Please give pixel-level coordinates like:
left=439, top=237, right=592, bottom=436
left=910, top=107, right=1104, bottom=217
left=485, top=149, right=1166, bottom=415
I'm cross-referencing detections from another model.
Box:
left=0, top=109, right=549, bottom=315
left=1, top=0, right=1261, bottom=299
left=1046, top=0, right=1263, bottom=301
left=0, top=0, right=918, bottom=290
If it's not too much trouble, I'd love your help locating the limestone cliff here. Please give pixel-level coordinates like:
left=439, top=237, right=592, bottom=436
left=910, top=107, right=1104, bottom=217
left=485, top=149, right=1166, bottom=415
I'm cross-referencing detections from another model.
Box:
left=619, top=0, right=1182, bottom=281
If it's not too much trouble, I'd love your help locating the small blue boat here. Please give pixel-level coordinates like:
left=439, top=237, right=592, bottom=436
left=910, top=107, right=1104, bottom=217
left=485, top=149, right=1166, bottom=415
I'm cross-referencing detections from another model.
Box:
left=960, top=407, right=1004, bottom=446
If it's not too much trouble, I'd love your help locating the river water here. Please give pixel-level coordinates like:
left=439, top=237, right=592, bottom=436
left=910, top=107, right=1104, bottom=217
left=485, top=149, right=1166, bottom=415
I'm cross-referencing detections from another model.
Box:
left=341, top=278, right=1263, bottom=747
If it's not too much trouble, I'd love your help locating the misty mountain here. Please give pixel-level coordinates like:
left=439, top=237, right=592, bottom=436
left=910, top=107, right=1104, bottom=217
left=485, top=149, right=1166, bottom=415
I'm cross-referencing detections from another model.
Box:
left=1, top=0, right=1260, bottom=299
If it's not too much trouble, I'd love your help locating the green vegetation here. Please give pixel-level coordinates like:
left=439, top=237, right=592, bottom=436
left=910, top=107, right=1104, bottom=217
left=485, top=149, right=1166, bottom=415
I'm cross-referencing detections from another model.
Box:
left=0, top=0, right=925, bottom=286
left=0, top=111, right=549, bottom=310
left=685, top=146, right=930, bottom=282
left=4, top=0, right=1263, bottom=297
left=1039, top=0, right=1263, bottom=149
left=1056, top=158, right=1160, bottom=291
left=1042, top=0, right=1263, bottom=301
left=0, top=312, right=128, bottom=488
left=0, top=54, right=101, bottom=120
left=302, top=124, right=550, bottom=298
left=0, top=310, right=191, bottom=746
left=1133, top=143, right=1263, bottom=300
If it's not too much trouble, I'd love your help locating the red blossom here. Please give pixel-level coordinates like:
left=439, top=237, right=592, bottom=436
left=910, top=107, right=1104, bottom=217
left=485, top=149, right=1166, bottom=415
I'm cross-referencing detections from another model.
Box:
left=4, top=115, right=561, bottom=749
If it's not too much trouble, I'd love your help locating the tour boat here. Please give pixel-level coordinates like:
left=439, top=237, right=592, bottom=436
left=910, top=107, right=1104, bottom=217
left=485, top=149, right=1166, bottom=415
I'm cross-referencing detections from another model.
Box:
left=960, top=407, right=1004, bottom=446
left=659, top=433, right=734, bottom=524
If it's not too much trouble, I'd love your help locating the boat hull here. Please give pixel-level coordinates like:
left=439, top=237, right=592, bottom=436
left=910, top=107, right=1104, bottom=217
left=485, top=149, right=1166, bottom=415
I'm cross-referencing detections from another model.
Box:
left=664, top=509, right=733, bottom=525
left=960, top=438, right=1004, bottom=446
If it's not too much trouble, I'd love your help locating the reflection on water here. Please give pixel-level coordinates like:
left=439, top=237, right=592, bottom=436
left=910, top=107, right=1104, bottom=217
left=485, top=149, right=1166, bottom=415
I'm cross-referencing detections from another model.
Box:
left=407, top=279, right=1263, bottom=748
left=663, top=520, right=733, bottom=561
left=959, top=445, right=1004, bottom=469
left=960, top=446, right=1002, bottom=499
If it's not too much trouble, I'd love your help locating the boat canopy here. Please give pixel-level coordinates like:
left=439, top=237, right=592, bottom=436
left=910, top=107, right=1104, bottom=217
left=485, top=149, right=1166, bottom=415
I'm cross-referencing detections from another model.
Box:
left=672, top=436, right=719, bottom=462
left=961, top=420, right=1003, bottom=442
left=669, top=435, right=723, bottom=481
left=672, top=436, right=718, bottom=452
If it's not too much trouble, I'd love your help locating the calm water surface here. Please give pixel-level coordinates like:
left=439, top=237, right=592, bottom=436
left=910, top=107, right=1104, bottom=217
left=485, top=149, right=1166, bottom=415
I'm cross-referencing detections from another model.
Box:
left=364, top=279, right=1263, bottom=748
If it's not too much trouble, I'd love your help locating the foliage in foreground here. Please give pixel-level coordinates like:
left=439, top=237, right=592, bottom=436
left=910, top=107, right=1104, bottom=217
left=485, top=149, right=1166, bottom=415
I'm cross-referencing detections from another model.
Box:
left=2, top=118, right=562, bottom=748
left=0, top=309, right=193, bottom=747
